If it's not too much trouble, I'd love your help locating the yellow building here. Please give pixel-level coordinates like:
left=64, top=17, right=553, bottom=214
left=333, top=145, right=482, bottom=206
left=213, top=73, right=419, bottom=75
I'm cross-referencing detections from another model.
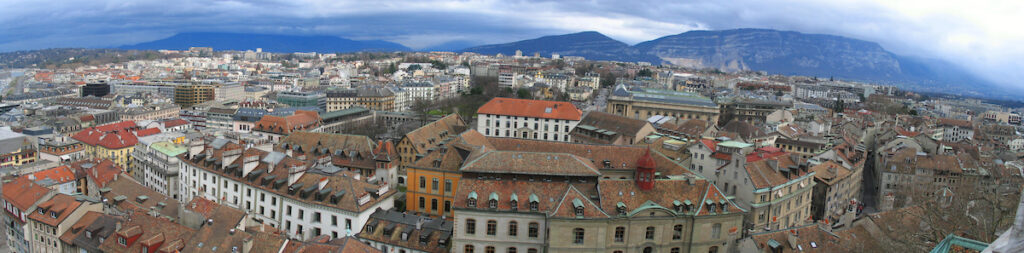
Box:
left=326, top=87, right=396, bottom=112
left=405, top=129, right=487, bottom=218
left=0, top=129, right=37, bottom=167
left=71, top=121, right=140, bottom=169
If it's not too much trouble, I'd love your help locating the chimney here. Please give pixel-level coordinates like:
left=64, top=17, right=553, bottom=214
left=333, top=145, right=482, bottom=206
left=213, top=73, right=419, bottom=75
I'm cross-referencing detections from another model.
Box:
left=242, top=154, right=260, bottom=176
left=787, top=230, right=799, bottom=249
left=222, top=149, right=242, bottom=169
left=287, top=165, right=306, bottom=185
left=767, top=159, right=779, bottom=172
left=115, top=221, right=122, bottom=232
left=318, top=178, right=329, bottom=191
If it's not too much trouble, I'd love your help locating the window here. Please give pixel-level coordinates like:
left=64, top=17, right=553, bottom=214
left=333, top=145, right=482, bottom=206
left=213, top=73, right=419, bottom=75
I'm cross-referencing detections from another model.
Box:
left=432, top=199, right=438, bottom=211
left=614, top=227, right=625, bottom=242
left=509, top=221, right=518, bottom=236
left=488, top=199, right=497, bottom=209
left=529, top=201, right=538, bottom=211
left=708, top=246, right=719, bottom=253
left=286, top=206, right=292, bottom=216
left=507, top=247, right=517, bottom=253
left=419, top=177, right=426, bottom=189
left=432, top=178, right=439, bottom=190
left=445, top=180, right=453, bottom=192
left=528, top=249, right=537, bottom=253
left=346, top=219, right=352, bottom=230
left=528, top=222, right=539, bottom=238
left=465, top=245, right=474, bottom=253
left=645, top=226, right=655, bottom=240
left=712, top=223, right=722, bottom=239
left=573, top=228, right=585, bottom=244
left=671, top=248, right=680, bottom=253
left=486, top=220, right=497, bottom=235
left=445, top=201, right=451, bottom=213
left=118, top=236, right=126, bottom=246
left=298, top=210, right=304, bottom=220
left=486, top=246, right=495, bottom=253
left=574, top=207, right=584, bottom=217
left=314, top=212, right=321, bottom=223
left=643, top=247, right=653, bottom=253
left=419, top=197, right=426, bottom=209
left=466, top=219, right=476, bottom=234
left=468, top=198, right=477, bottom=207
left=673, top=224, right=683, bottom=240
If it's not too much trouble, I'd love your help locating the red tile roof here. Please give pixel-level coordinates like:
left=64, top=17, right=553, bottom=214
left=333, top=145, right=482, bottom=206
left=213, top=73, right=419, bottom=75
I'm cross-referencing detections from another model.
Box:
left=134, top=128, right=161, bottom=137
left=161, top=118, right=188, bottom=128
left=477, top=97, right=582, bottom=121
left=28, top=194, right=84, bottom=227
left=1, top=177, right=52, bottom=211
left=746, top=147, right=788, bottom=163
left=95, top=121, right=137, bottom=132
left=256, top=110, right=321, bottom=135
left=29, top=165, right=76, bottom=184
left=71, top=121, right=140, bottom=149
left=72, top=159, right=123, bottom=188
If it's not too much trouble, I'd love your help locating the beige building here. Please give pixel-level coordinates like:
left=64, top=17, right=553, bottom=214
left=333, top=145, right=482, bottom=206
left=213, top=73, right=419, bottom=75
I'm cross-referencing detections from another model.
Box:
left=326, top=86, right=396, bottom=112
left=570, top=111, right=657, bottom=146
left=607, top=84, right=720, bottom=123
left=27, top=194, right=102, bottom=253
left=119, top=103, right=181, bottom=121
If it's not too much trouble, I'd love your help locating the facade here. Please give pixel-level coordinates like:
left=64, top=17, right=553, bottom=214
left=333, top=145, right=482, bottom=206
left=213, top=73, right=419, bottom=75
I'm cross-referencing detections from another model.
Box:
left=174, top=84, right=215, bottom=107
left=81, top=82, right=111, bottom=97
left=937, top=118, right=975, bottom=142
left=718, top=98, right=792, bottom=125
left=277, top=91, right=325, bottom=109
left=0, top=128, right=38, bottom=168
left=2, top=177, right=55, bottom=253
left=70, top=121, right=140, bottom=169
left=26, top=165, right=77, bottom=194
left=27, top=194, right=102, bottom=253
left=397, top=114, right=467, bottom=171
left=326, top=87, right=396, bottom=112
left=118, top=104, right=180, bottom=121
left=607, top=84, right=720, bottom=123
left=132, top=137, right=187, bottom=199
left=206, top=106, right=239, bottom=131
left=809, top=161, right=857, bottom=225
left=57, top=211, right=124, bottom=253
left=178, top=138, right=396, bottom=240
left=276, top=132, right=400, bottom=186
left=688, top=140, right=816, bottom=231
left=476, top=97, right=582, bottom=142
left=252, top=110, right=321, bottom=142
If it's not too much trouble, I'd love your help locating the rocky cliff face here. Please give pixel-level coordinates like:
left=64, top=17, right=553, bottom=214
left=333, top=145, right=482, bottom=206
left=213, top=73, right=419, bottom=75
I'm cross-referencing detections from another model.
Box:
left=632, top=29, right=903, bottom=80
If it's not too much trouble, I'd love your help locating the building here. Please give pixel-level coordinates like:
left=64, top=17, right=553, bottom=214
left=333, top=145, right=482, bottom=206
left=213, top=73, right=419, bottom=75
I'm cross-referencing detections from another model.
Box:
left=95, top=210, right=194, bottom=253
left=476, top=97, right=582, bottom=142
left=57, top=211, right=124, bottom=253
left=27, top=194, right=102, bottom=253
left=808, top=161, right=857, bottom=226
left=2, top=177, right=56, bottom=253
left=132, top=136, right=188, bottom=199
left=718, top=98, right=792, bottom=125
left=936, top=118, right=975, bottom=142
left=26, top=165, right=77, bottom=194
left=277, top=91, right=325, bottom=109
left=118, top=103, right=180, bottom=121
left=396, top=114, right=467, bottom=174
left=688, top=141, right=815, bottom=231
left=607, top=84, right=720, bottom=123
left=326, top=87, right=396, bottom=112
left=252, top=110, right=321, bottom=142
left=70, top=121, right=140, bottom=169
left=214, top=83, right=245, bottom=102
left=569, top=111, right=656, bottom=145
left=174, top=84, right=215, bottom=107
left=206, top=106, right=239, bottom=131
left=404, top=130, right=489, bottom=218
left=451, top=149, right=745, bottom=253
left=178, top=139, right=396, bottom=240
left=81, top=82, right=110, bottom=97
left=357, top=208, right=453, bottom=253
left=0, top=127, right=38, bottom=168
left=316, top=106, right=375, bottom=134
left=276, top=132, right=400, bottom=186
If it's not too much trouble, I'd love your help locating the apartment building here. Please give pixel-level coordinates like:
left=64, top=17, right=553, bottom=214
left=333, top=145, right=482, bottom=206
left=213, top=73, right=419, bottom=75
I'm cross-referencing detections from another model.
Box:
left=0, top=128, right=38, bottom=168
left=476, top=97, right=582, bottom=142
left=70, top=121, right=140, bottom=169
left=326, top=87, right=396, bottom=112
left=132, top=135, right=188, bottom=200
left=178, top=139, right=396, bottom=240
left=27, top=194, right=102, bottom=253
left=2, top=177, right=56, bottom=253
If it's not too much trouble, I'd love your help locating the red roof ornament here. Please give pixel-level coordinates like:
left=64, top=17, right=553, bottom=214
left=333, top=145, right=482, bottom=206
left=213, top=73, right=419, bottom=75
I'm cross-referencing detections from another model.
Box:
left=636, top=148, right=656, bottom=169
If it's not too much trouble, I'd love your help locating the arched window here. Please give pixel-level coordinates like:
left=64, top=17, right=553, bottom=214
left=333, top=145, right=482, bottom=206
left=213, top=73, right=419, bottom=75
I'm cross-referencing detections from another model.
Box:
left=643, top=247, right=653, bottom=253
left=485, top=246, right=495, bottom=253
left=507, top=247, right=517, bottom=253
left=488, top=199, right=497, bottom=208
left=708, top=246, right=719, bottom=253
left=573, top=228, right=585, bottom=244
left=645, top=226, right=655, bottom=240
left=527, top=249, right=537, bottom=253
left=614, top=227, right=625, bottom=242
left=671, top=248, right=680, bottom=253
left=464, top=245, right=474, bottom=253
left=528, top=222, right=539, bottom=238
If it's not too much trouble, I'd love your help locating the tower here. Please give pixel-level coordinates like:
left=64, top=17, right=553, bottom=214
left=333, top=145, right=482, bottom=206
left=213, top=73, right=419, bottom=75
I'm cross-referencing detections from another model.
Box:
left=636, top=148, right=656, bottom=190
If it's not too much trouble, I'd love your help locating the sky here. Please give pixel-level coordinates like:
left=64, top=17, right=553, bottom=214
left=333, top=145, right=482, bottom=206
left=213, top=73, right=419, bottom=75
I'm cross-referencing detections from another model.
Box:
left=1, top=0, right=1022, bottom=88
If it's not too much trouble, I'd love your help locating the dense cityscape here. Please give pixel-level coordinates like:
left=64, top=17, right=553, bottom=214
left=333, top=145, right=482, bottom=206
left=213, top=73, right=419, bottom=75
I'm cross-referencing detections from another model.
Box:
left=0, top=45, right=1021, bottom=253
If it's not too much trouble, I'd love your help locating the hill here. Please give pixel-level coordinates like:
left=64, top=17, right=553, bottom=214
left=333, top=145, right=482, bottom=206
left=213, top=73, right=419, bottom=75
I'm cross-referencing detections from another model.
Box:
left=120, top=32, right=410, bottom=53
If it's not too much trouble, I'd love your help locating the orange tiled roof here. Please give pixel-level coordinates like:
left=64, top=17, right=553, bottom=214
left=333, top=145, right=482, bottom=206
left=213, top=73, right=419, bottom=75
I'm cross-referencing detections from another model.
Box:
left=477, top=97, right=581, bottom=121
left=1, top=177, right=52, bottom=211
left=29, top=165, right=76, bottom=184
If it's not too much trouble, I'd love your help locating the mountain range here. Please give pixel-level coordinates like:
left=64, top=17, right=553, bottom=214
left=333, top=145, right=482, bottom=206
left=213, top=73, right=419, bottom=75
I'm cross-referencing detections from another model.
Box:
left=120, top=32, right=410, bottom=52
left=115, top=30, right=1005, bottom=98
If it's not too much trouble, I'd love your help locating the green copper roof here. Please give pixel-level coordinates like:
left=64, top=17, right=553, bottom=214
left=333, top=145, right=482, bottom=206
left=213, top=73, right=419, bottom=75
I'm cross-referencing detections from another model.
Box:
left=572, top=198, right=584, bottom=208
left=510, top=193, right=518, bottom=202
left=529, top=194, right=539, bottom=202
left=151, top=141, right=187, bottom=156
left=489, top=192, right=499, bottom=201
left=468, top=191, right=478, bottom=199
left=929, top=234, right=989, bottom=253
left=719, top=141, right=753, bottom=149
left=767, top=239, right=782, bottom=248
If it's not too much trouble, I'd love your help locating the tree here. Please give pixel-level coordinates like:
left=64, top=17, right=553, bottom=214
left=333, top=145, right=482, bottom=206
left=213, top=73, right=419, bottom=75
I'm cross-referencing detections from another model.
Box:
left=407, top=64, right=423, bottom=71
left=637, top=68, right=653, bottom=77
left=385, top=63, right=397, bottom=75
left=410, top=98, right=434, bottom=126
left=516, top=88, right=533, bottom=99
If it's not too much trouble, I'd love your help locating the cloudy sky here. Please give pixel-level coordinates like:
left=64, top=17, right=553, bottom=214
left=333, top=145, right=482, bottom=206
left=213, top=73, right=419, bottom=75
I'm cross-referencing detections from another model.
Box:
left=1, top=0, right=1022, bottom=88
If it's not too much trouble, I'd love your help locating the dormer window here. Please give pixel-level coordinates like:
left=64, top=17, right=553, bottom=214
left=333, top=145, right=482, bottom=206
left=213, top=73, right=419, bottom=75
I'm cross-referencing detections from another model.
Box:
left=572, top=198, right=584, bottom=217
left=575, top=207, right=584, bottom=217
left=467, top=192, right=478, bottom=207
left=86, top=230, right=92, bottom=238
left=529, top=194, right=539, bottom=211
left=50, top=211, right=57, bottom=218
left=510, top=200, right=518, bottom=211
left=708, top=204, right=717, bottom=213
left=38, top=209, right=45, bottom=214
left=118, top=236, right=127, bottom=246
left=488, top=200, right=497, bottom=209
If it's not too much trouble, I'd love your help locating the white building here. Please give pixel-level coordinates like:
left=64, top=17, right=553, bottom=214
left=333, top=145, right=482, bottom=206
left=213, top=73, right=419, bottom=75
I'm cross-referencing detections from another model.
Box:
left=178, top=139, right=396, bottom=240
left=132, top=134, right=188, bottom=200
left=475, top=98, right=582, bottom=142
